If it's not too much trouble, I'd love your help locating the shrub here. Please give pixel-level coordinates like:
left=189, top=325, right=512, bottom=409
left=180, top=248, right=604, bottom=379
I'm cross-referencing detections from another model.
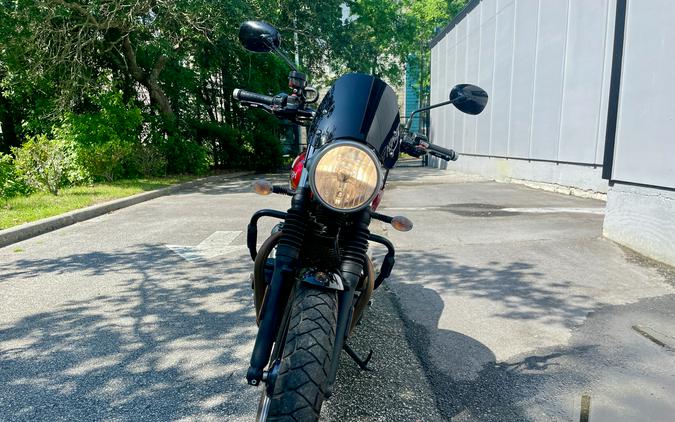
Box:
left=190, top=120, right=239, bottom=169
left=132, top=143, right=168, bottom=177
left=143, top=114, right=210, bottom=175
left=55, top=90, right=143, bottom=181
left=0, top=153, right=31, bottom=201
left=60, top=90, right=143, bottom=149
left=12, top=135, right=78, bottom=195
left=77, top=140, right=135, bottom=182
left=245, top=128, right=283, bottom=173
left=161, top=137, right=210, bottom=175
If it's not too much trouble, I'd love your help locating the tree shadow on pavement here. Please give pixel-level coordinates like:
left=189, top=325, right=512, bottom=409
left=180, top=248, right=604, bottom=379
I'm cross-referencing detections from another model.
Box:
left=0, top=245, right=259, bottom=421
left=380, top=249, right=601, bottom=421
left=390, top=282, right=595, bottom=422
left=391, top=250, right=598, bottom=327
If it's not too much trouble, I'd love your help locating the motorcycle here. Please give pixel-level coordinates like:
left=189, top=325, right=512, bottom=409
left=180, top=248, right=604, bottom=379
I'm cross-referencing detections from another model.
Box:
left=234, top=21, right=488, bottom=421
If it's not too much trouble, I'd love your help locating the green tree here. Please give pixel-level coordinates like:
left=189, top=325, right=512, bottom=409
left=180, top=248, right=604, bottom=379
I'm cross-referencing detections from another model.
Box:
left=1, top=0, right=468, bottom=177
left=404, top=0, right=467, bottom=109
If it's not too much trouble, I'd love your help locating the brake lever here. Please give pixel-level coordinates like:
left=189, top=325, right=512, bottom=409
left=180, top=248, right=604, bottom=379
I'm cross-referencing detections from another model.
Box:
left=241, top=102, right=275, bottom=114
left=400, top=139, right=426, bottom=158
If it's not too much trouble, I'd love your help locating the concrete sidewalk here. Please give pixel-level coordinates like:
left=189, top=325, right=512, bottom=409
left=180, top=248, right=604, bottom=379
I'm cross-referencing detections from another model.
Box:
left=375, top=168, right=675, bottom=421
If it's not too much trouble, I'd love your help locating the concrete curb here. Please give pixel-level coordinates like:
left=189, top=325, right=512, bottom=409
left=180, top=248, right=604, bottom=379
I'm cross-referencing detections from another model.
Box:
left=0, top=172, right=252, bottom=248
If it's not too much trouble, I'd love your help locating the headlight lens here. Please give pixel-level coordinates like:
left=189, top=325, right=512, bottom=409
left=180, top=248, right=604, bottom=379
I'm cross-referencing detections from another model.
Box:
left=310, top=142, right=382, bottom=212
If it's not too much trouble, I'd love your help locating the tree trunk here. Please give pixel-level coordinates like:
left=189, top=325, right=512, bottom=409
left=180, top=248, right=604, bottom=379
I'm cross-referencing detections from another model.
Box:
left=145, top=78, right=174, bottom=120
left=121, top=36, right=175, bottom=121
left=0, top=91, right=19, bottom=154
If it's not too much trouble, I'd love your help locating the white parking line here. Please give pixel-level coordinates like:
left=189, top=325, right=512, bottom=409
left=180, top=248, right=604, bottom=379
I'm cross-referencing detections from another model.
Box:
left=383, top=206, right=605, bottom=214
left=501, top=207, right=605, bottom=215
left=166, top=231, right=246, bottom=261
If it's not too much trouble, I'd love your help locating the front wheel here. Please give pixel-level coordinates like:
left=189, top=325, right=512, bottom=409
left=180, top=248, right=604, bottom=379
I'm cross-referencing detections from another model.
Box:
left=260, top=283, right=338, bottom=421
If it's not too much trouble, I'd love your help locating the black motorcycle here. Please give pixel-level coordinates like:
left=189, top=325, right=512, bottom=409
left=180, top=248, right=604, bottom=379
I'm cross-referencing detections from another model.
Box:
left=234, top=21, right=488, bottom=421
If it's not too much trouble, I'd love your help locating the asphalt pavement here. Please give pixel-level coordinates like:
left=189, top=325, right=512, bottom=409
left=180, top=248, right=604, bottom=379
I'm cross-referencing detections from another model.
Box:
left=1, top=167, right=674, bottom=421
left=377, top=168, right=675, bottom=421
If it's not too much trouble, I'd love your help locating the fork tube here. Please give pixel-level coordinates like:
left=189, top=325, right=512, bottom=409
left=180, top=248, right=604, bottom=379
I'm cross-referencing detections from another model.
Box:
left=326, top=208, right=371, bottom=396
left=246, top=187, right=310, bottom=385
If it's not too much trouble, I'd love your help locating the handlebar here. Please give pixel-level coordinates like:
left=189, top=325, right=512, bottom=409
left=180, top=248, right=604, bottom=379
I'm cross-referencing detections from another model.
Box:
left=426, top=143, right=458, bottom=161
left=400, top=132, right=459, bottom=162
left=233, top=88, right=315, bottom=125
left=232, top=89, right=276, bottom=106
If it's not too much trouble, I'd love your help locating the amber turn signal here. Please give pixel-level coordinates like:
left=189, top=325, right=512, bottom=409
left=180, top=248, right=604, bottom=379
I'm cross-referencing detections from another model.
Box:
left=391, top=216, right=413, bottom=232
left=253, top=179, right=273, bottom=195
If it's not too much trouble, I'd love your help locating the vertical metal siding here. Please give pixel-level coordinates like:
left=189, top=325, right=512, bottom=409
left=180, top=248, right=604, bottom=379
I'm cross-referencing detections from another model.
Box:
left=490, top=0, right=515, bottom=157
left=610, top=0, right=675, bottom=189
left=444, top=30, right=457, bottom=149
left=439, top=36, right=449, bottom=149
left=429, top=43, right=439, bottom=143
left=595, top=0, right=616, bottom=165
left=508, top=0, right=539, bottom=158
left=453, top=19, right=468, bottom=151
left=477, top=0, right=497, bottom=155
left=465, top=6, right=481, bottom=153
left=529, top=0, right=568, bottom=161
left=558, top=0, right=611, bottom=163
left=431, top=0, right=614, bottom=166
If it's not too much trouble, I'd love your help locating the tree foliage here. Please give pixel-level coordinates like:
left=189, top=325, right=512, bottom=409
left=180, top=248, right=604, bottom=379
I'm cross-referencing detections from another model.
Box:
left=0, top=153, right=30, bottom=200
left=0, top=0, right=466, bottom=175
left=404, top=0, right=467, bottom=108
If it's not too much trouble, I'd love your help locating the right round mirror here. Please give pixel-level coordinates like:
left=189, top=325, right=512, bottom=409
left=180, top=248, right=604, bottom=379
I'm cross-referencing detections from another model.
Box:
left=449, top=84, right=489, bottom=115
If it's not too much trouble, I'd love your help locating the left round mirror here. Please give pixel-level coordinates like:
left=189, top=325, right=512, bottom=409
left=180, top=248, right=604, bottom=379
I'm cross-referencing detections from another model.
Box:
left=239, top=21, right=281, bottom=53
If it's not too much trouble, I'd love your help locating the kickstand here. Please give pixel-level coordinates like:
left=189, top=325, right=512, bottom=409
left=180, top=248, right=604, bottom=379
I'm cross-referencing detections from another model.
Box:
left=343, top=344, right=373, bottom=371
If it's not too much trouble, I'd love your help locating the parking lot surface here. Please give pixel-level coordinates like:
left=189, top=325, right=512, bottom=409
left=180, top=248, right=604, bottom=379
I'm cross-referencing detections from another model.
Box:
left=1, top=168, right=673, bottom=421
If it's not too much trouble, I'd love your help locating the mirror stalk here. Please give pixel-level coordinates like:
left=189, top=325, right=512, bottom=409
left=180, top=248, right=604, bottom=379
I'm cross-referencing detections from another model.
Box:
left=405, top=99, right=455, bottom=131
left=406, top=84, right=489, bottom=131
left=262, top=37, right=299, bottom=72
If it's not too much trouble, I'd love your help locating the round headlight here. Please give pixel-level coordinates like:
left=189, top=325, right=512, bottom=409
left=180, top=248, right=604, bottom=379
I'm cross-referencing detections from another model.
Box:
left=309, top=142, right=382, bottom=212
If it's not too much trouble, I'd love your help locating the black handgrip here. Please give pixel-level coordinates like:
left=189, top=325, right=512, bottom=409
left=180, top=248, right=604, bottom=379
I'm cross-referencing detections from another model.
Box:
left=233, top=89, right=275, bottom=106
left=427, top=143, right=458, bottom=161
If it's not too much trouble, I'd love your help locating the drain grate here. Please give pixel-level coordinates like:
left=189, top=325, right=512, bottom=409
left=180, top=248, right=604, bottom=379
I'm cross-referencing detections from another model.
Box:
left=580, top=393, right=591, bottom=422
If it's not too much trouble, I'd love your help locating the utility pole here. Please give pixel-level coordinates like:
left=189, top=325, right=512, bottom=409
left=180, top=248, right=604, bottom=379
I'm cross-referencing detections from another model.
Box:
left=294, top=17, right=300, bottom=69
left=293, top=16, right=304, bottom=153
left=418, top=40, right=426, bottom=136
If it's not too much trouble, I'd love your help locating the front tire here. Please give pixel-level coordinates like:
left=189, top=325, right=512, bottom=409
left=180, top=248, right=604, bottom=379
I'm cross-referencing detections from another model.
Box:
left=265, top=283, right=338, bottom=421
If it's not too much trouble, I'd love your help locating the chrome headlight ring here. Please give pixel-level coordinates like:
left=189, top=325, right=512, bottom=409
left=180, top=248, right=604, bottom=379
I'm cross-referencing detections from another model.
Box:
left=308, top=141, right=383, bottom=212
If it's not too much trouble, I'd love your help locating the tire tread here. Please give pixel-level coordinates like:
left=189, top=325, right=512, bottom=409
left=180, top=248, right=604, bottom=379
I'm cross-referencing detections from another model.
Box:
left=266, top=285, right=337, bottom=422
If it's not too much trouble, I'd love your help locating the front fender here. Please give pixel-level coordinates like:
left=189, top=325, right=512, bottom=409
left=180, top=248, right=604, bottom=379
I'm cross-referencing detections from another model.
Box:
left=299, top=268, right=344, bottom=291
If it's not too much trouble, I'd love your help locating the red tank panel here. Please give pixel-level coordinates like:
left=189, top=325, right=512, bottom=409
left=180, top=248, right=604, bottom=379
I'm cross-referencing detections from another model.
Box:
left=371, top=188, right=385, bottom=211
left=289, top=150, right=306, bottom=190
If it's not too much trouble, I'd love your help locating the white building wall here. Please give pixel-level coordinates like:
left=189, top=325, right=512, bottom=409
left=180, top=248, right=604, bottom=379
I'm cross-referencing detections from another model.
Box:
left=603, top=0, right=675, bottom=266
left=610, top=0, right=675, bottom=189
left=431, top=0, right=675, bottom=265
left=430, top=0, right=615, bottom=193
